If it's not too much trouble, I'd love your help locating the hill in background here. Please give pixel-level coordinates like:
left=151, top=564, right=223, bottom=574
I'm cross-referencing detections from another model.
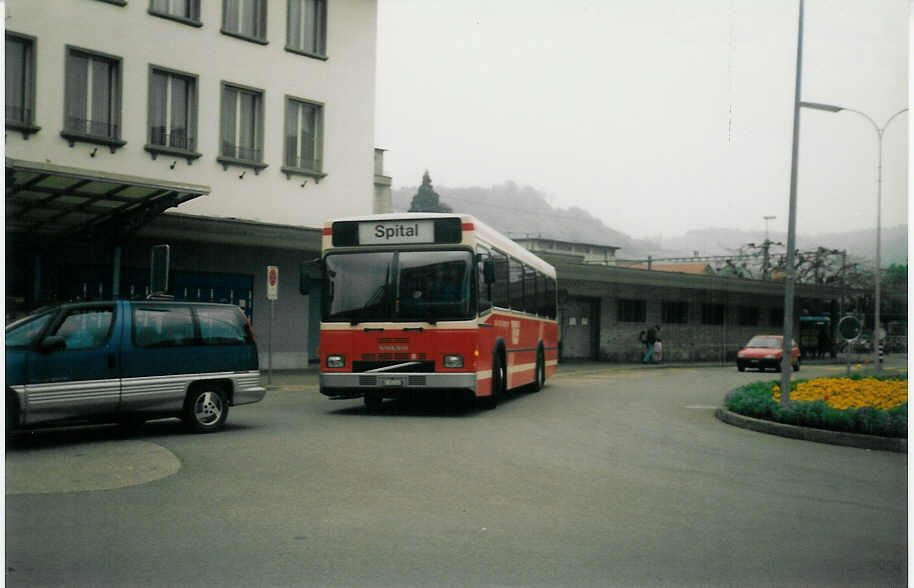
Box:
left=391, top=182, right=908, bottom=265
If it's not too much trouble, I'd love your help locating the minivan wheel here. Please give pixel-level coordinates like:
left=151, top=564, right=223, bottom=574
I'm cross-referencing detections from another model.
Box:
left=184, top=385, right=228, bottom=433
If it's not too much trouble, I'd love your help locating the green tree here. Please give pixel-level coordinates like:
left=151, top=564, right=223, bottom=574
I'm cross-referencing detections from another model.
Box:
left=408, top=171, right=452, bottom=213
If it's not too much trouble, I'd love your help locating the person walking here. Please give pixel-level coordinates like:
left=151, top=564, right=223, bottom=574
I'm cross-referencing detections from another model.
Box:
left=643, top=325, right=657, bottom=363
left=654, top=337, right=663, bottom=362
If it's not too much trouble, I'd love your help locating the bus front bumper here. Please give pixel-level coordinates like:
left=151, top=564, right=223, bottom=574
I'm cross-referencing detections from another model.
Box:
left=319, top=372, right=477, bottom=398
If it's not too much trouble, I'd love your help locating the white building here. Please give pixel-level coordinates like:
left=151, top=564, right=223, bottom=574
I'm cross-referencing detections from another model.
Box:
left=6, top=0, right=383, bottom=368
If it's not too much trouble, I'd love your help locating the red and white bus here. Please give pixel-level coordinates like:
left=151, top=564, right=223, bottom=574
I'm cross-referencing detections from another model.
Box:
left=307, top=213, right=558, bottom=409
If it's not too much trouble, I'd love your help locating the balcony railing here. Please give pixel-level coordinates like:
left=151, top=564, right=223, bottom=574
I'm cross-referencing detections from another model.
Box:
left=150, top=126, right=196, bottom=152
left=285, top=155, right=321, bottom=171
left=222, top=142, right=262, bottom=162
left=6, top=105, right=32, bottom=124
left=65, top=116, right=119, bottom=139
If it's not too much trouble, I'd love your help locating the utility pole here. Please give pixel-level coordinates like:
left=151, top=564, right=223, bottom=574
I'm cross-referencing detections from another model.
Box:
left=780, top=0, right=804, bottom=404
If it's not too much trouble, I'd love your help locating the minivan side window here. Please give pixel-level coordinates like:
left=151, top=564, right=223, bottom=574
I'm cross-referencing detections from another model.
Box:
left=133, top=306, right=196, bottom=347
left=54, top=307, right=115, bottom=350
left=5, top=310, right=56, bottom=348
left=197, top=307, right=250, bottom=344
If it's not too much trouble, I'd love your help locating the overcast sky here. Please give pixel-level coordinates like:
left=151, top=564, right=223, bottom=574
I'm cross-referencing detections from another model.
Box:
left=374, top=0, right=909, bottom=241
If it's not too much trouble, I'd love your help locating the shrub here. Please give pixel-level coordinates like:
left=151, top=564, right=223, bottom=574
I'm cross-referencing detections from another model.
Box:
left=725, top=377, right=908, bottom=438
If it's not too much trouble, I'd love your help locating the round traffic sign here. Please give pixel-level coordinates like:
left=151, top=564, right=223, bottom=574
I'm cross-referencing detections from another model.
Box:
left=837, top=315, right=861, bottom=341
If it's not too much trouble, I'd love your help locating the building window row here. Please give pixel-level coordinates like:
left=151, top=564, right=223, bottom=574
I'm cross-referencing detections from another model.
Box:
left=97, top=0, right=328, bottom=58
left=616, top=300, right=773, bottom=327
left=6, top=35, right=325, bottom=180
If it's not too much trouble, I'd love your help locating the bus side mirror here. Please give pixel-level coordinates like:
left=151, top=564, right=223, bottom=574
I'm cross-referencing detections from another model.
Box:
left=299, top=271, right=312, bottom=296
left=483, top=260, right=496, bottom=284
left=300, top=258, right=323, bottom=295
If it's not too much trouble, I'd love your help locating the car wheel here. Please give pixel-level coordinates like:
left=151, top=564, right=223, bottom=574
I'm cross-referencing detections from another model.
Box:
left=184, top=385, right=228, bottom=433
left=364, top=392, right=383, bottom=411
left=737, top=364, right=745, bottom=372
left=793, top=358, right=800, bottom=372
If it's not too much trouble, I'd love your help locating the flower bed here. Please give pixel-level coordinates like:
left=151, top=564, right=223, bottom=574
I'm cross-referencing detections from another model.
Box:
left=725, top=374, right=907, bottom=438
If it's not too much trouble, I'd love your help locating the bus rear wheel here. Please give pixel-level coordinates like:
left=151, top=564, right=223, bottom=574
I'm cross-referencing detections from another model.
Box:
left=532, top=350, right=545, bottom=392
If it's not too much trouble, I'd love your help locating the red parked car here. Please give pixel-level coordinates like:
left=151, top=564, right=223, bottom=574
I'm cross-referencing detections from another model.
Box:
left=736, top=335, right=800, bottom=372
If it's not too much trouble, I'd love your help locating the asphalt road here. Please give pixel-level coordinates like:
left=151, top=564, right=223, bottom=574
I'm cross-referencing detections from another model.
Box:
left=5, top=360, right=907, bottom=587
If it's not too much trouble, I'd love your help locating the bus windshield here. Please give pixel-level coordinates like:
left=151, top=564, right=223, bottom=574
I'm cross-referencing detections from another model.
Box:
left=323, top=250, right=474, bottom=323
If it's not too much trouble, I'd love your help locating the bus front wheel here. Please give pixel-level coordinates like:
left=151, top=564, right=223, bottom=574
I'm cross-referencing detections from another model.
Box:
left=479, top=351, right=505, bottom=410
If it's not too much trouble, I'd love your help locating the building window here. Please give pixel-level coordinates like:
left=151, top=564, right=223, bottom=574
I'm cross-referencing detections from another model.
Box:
left=282, top=96, right=325, bottom=180
left=5, top=32, right=39, bottom=137
left=701, top=303, right=725, bottom=325
left=662, top=301, right=688, bottom=324
left=149, top=0, right=202, bottom=26
left=287, top=0, right=326, bottom=58
left=62, top=47, right=125, bottom=151
left=222, top=0, right=267, bottom=44
left=218, top=82, right=267, bottom=172
left=146, top=66, right=200, bottom=162
left=617, top=299, right=646, bottom=323
left=737, top=305, right=759, bottom=326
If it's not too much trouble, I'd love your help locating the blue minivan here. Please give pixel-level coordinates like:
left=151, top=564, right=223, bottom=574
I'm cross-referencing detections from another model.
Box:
left=6, top=300, right=265, bottom=434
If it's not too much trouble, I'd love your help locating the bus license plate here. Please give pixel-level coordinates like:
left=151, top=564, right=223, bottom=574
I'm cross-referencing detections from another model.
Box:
left=382, top=376, right=405, bottom=387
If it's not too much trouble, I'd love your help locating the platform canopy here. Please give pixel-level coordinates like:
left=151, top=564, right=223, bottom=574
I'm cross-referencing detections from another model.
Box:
left=5, top=158, right=210, bottom=244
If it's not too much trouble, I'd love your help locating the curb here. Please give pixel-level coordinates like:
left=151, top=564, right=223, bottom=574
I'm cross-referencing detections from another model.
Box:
left=715, top=407, right=907, bottom=453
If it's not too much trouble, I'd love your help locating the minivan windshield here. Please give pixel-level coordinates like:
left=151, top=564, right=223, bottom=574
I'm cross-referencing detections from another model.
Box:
left=323, top=250, right=474, bottom=323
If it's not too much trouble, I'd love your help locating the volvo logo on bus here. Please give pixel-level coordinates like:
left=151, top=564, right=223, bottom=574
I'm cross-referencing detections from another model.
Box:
left=359, top=220, right=435, bottom=245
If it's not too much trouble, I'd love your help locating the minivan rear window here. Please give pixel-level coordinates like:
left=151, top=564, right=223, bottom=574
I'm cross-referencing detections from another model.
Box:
left=133, top=306, right=196, bottom=347
left=196, top=307, right=251, bottom=345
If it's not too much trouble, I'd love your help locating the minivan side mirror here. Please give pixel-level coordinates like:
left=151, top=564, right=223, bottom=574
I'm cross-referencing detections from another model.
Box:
left=483, top=260, right=496, bottom=284
left=39, top=335, right=66, bottom=354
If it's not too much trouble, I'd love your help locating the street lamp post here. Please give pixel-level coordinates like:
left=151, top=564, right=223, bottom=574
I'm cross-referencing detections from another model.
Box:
left=799, top=101, right=907, bottom=371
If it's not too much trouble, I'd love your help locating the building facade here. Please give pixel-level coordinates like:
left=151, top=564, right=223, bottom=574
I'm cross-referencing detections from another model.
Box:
left=6, top=0, right=379, bottom=368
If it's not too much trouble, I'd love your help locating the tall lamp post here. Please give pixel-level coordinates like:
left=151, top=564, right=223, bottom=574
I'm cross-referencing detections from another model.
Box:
left=799, top=101, right=907, bottom=371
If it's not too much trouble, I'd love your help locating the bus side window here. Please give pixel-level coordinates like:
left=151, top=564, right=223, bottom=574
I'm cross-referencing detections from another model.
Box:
left=523, top=265, right=536, bottom=315
left=509, top=257, right=524, bottom=311
left=492, top=250, right=509, bottom=308
left=477, top=245, right=492, bottom=314
left=536, top=272, right=546, bottom=316
left=546, top=277, right=557, bottom=318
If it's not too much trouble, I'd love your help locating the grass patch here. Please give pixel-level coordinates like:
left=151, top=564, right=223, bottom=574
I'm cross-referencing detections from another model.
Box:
left=724, top=374, right=907, bottom=438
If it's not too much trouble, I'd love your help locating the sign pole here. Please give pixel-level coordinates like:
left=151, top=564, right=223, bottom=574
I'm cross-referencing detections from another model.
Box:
left=269, top=299, right=274, bottom=385
left=266, top=265, right=279, bottom=385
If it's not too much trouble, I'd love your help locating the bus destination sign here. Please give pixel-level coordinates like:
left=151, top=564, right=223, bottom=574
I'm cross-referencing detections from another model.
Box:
left=359, top=220, right=435, bottom=245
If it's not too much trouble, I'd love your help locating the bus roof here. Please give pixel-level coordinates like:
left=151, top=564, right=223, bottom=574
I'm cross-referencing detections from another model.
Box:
left=322, top=213, right=555, bottom=278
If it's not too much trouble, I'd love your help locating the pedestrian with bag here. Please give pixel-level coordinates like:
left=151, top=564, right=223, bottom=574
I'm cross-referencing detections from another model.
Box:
left=643, top=325, right=657, bottom=363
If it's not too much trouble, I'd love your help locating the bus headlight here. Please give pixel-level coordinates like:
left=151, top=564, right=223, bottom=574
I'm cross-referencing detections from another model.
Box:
left=443, top=355, right=464, bottom=368
left=326, top=355, right=345, bottom=368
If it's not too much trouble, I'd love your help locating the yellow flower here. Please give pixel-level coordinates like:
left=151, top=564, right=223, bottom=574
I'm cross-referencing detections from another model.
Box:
left=770, top=377, right=907, bottom=410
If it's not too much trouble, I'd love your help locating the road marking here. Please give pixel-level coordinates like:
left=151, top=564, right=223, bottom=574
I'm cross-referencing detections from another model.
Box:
left=684, top=405, right=719, bottom=410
